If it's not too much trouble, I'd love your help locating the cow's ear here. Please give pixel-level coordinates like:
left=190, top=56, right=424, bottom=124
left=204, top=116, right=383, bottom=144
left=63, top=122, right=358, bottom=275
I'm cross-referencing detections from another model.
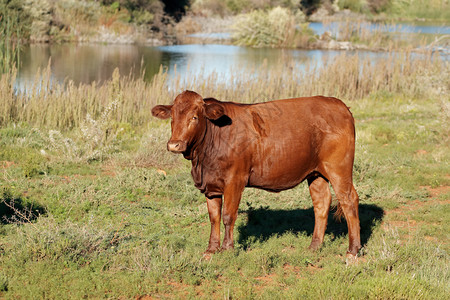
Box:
left=152, top=105, right=172, bottom=119
left=204, top=103, right=224, bottom=120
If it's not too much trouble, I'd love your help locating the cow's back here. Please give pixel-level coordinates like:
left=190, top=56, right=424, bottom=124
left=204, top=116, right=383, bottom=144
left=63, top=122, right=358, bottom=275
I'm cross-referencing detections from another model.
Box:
left=225, top=96, right=355, bottom=191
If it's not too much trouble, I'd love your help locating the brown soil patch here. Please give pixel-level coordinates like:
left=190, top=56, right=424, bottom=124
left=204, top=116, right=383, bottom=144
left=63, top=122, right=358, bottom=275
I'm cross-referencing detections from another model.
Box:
left=101, top=169, right=117, bottom=176
left=386, top=185, right=450, bottom=217
left=167, top=281, right=191, bottom=290
left=283, top=263, right=303, bottom=276
left=382, top=184, right=449, bottom=241
left=306, top=264, right=323, bottom=273
left=0, top=161, right=14, bottom=168
left=101, top=163, right=118, bottom=177
left=415, top=149, right=428, bottom=156
left=135, top=296, right=155, bottom=300
left=421, top=185, right=450, bottom=198
left=424, top=235, right=438, bottom=242
left=254, top=263, right=321, bottom=289
left=163, top=280, right=211, bottom=298
left=254, top=272, right=277, bottom=286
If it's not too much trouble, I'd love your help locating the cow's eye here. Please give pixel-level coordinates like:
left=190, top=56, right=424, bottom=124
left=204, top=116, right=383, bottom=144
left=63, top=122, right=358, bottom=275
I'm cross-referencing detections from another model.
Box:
left=192, top=116, right=198, bottom=120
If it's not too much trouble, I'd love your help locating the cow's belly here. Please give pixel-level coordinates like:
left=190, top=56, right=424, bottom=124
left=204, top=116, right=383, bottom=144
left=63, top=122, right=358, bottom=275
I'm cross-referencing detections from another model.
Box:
left=247, top=147, right=316, bottom=192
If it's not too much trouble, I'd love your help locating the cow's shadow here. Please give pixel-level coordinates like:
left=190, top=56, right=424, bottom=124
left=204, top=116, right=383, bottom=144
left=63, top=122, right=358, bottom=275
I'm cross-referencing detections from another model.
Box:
left=237, top=204, right=384, bottom=250
left=0, top=191, right=45, bottom=225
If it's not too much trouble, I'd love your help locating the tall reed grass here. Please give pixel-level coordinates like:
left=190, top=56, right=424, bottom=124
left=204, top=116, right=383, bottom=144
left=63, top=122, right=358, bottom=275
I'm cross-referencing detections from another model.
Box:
left=387, top=0, right=450, bottom=22
left=326, top=19, right=434, bottom=49
left=0, top=50, right=447, bottom=130
left=0, top=15, right=22, bottom=74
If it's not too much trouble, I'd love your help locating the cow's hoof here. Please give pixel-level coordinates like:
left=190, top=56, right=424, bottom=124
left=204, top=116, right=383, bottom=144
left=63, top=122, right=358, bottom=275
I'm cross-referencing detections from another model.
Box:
left=308, top=240, right=322, bottom=251
left=204, top=246, right=219, bottom=254
left=202, top=248, right=218, bottom=260
left=220, top=245, right=234, bottom=251
left=202, top=252, right=213, bottom=260
left=345, top=252, right=358, bottom=265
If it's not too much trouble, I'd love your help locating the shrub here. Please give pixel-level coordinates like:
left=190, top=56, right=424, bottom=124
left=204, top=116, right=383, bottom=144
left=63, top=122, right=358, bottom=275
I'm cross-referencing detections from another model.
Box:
left=232, top=7, right=297, bottom=48
left=192, top=0, right=310, bottom=15
left=337, top=0, right=367, bottom=13
left=43, top=100, right=124, bottom=163
left=367, top=0, right=391, bottom=13
left=132, top=9, right=154, bottom=25
left=21, top=0, right=53, bottom=42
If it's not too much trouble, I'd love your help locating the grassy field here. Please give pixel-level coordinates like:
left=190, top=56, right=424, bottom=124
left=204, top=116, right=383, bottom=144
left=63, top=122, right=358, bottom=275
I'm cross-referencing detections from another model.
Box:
left=0, top=53, right=449, bottom=298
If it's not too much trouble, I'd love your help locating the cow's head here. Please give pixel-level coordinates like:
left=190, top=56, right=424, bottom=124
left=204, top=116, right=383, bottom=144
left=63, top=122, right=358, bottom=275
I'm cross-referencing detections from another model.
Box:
left=152, top=91, right=224, bottom=154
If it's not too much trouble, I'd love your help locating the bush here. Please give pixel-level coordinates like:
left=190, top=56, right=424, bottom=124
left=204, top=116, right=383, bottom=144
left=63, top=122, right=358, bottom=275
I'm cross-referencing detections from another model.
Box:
left=132, top=9, right=154, bottom=25
left=367, top=0, right=391, bottom=13
left=192, top=0, right=307, bottom=16
left=21, top=0, right=53, bottom=42
left=337, top=0, right=367, bottom=13
left=191, top=0, right=229, bottom=16
left=43, top=100, right=124, bottom=163
left=232, top=7, right=297, bottom=48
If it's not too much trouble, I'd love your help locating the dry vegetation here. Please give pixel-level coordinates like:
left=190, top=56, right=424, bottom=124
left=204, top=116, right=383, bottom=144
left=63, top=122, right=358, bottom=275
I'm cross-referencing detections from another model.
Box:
left=1, top=49, right=446, bottom=130
left=0, top=49, right=449, bottom=298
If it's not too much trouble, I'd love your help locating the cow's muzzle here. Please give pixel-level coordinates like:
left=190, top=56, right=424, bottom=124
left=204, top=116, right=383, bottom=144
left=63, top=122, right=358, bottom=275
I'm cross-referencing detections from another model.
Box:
left=167, top=140, right=187, bottom=153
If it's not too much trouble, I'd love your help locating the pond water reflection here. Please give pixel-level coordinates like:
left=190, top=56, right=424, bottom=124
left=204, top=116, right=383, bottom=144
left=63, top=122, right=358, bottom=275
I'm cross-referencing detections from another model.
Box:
left=17, top=23, right=449, bottom=90
left=308, top=22, right=450, bottom=36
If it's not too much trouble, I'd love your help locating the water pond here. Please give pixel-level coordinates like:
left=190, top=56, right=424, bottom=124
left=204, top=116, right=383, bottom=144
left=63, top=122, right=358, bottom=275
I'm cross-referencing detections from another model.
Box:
left=16, top=22, right=449, bottom=90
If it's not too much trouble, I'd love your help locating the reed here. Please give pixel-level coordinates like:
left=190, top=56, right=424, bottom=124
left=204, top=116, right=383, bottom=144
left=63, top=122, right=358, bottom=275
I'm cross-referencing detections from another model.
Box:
left=0, top=16, right=22, bottom=74
left=0, top=49, right=446, bottom=130
left=388, top=0, right=450, bottom=22
left=324, top=19, right=434, bottom=49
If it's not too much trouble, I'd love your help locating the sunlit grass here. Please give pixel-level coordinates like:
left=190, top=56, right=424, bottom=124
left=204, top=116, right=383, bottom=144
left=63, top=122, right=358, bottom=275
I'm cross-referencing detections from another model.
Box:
left=0, top=52, right=448, bottom=298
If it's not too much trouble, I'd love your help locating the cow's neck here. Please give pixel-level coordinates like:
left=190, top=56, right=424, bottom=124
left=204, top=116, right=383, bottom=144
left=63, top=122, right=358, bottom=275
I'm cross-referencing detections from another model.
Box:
left=185, top=120, right=215, bottom=193
left=182, top=120, right=210, bottom=161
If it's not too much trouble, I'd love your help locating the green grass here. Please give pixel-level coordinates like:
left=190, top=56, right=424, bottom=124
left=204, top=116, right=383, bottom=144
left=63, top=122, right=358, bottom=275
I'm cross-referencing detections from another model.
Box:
left=336, top=0, right=450, bottom=22
left=0, top=55, right=449, bottom=298
left=386, top=0, right=450, bottom=22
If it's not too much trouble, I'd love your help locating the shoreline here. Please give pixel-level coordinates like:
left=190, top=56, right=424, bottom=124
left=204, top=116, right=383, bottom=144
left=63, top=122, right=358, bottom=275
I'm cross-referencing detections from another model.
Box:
left=23, top=33, right=449, bottom=56
left=21, top=13, right=449, bottom=54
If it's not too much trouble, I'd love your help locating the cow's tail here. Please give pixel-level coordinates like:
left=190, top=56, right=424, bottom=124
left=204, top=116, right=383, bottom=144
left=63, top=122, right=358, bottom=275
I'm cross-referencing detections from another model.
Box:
left=333, top=202, right=345, bottom=222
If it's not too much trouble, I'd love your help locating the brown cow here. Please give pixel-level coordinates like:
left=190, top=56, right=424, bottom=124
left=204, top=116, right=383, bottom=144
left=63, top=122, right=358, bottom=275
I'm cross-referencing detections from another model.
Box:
left=152, top=90, right=361, bottom=257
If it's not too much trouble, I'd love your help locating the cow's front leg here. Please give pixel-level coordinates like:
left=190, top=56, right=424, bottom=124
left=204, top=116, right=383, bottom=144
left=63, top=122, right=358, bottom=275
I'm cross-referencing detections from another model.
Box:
left=205, top=196, right=223, bottom=254
left=221, top=183, right=245, bottom=251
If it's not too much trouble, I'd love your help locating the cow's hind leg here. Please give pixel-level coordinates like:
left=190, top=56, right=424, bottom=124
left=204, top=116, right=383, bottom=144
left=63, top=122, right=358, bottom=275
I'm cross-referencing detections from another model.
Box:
left=327, top=175, right=361, bottom=256
left=308, top=175, right=332, bottom=251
